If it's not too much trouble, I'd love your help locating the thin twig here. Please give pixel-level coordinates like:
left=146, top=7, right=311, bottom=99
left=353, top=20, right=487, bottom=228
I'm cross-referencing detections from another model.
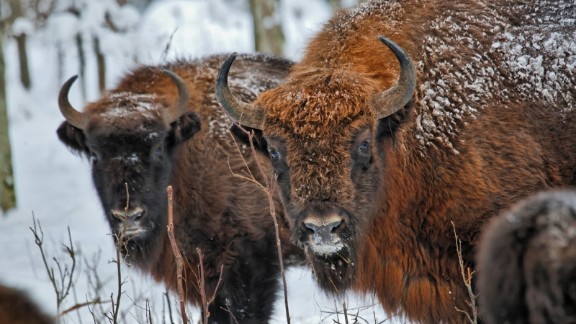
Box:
left=146, top=299, right=153, bottom=324
left=164, top=291, right=175, bottom=324
left=451, top=221, right=478, bottom=324
left=160, top=27, right=179, bottom=62
left=29, top=216, right=77, bottom=314
left=197, top=248, right=208, bottom=324
left=343, top=301, right=350, bottom=324
left=166, top=186, right=188, bottom=323
left=112, top=245, right=123, bottom=324
left=58, top=298, right=104, bottom=317
left=196, top=247, right=225, bottom=324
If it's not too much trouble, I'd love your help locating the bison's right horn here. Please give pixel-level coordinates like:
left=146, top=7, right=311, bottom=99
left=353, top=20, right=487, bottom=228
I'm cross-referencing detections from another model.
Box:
left=58, top=75, right=88, bottom=130
left=372, top=36, right=416, bottom=119
left=162, top=69, right=190, bottom=124
left=215, top=53, right=265, bottom=130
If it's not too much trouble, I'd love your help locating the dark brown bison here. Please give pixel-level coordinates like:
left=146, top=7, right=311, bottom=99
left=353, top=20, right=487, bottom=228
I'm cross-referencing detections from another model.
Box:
left=477, top=190, right=576, bottom=324
left=0, top=284, right=53, bottom=324
left=216, top=1, right=576, bottom=323
left=57, top=54, right=302, bottom=323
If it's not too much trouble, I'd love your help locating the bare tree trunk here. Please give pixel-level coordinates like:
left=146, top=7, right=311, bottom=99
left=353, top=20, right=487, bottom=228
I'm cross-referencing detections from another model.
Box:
left=15, top=34, right=31, bottom=89
left=93, top=36, right=106, bottom=94
left=75, top=33, right=87, bottom=100
left=329, top=0, right=343, bottom=11
left=249, top=0, right=284, bottom=56
left=56, top=40, right=64, bottom=84
left=10, top=0, right=32, bottom=90
left=0, top=29, right=17, bottom=213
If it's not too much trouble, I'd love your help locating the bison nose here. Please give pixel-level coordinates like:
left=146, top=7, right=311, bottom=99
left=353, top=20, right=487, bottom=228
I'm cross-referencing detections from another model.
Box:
left=302, top=214, right=345, bottom=245
left=111, top=207, right=145, bottom=223
left=304, top=219, right=343, bottom=237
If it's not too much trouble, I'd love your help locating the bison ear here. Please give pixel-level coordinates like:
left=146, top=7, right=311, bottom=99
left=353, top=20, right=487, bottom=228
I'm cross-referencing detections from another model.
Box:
left=168, top=112, right=201, bottom=145
left=230, top=124, right=268, bottom=155
left=376, top=99, right=414, bottom=142
left=56, top=121, right=89, bottom=155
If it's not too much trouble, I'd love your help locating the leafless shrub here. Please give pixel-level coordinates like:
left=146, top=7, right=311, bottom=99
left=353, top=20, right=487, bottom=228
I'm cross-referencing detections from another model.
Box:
left=29, top=214, right=77, bottom=314
left=318, top=298, right=389, bottom=324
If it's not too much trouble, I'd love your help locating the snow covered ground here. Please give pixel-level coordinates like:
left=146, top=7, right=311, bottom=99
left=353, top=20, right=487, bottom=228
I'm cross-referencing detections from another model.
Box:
left=0, top=0, right=398, bottom=323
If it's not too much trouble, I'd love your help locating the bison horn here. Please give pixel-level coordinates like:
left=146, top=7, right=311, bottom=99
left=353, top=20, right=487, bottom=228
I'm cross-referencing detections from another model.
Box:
left=215, top=53, right=265, bottom=130
left=162, top=69, right=190, bottom=124
left=372, top=36, right=416, bottom=119
left=58, top=75, right=88, bottom=130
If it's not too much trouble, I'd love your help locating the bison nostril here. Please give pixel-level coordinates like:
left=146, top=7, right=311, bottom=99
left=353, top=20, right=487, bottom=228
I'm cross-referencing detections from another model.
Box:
left=303, top=222, right=317, bottom=234
left=132, top=210, right=144, bottom=221
left=330, top=219, right=344, bottom=233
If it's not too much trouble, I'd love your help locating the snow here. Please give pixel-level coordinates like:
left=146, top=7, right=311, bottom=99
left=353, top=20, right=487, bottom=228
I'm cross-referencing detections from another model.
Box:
left=0, top=0, right=394, bottom=323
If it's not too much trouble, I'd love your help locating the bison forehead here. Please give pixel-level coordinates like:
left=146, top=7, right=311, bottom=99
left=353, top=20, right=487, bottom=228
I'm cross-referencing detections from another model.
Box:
left=281, top=123, right=361, bottom=203
left=87, top=92, right=167, bottom=132
left=259, top=70, right=378, bottom=139
left=94, top=93, right=163, bottom=120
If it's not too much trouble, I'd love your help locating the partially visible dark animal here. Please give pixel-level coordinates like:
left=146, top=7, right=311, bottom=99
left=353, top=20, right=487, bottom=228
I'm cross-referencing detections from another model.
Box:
left=0, top=284, right=53, bottom=324
left=57, top=54, right=302, bottom=323
left=477, top=190, right=576, bottom=324
left=216, top=0, right=576, bottom=322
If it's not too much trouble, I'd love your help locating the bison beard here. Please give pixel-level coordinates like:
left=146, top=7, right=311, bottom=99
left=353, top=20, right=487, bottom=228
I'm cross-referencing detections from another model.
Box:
left=217, top=0, right=576, bottom=323
left=56, top=53, right=303, bottom=323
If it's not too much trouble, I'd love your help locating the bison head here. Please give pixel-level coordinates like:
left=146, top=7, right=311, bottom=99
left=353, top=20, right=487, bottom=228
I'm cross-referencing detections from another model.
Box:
left=217, top=37, right=415, bottom=292
left=57, top=70, right=200, bottom=264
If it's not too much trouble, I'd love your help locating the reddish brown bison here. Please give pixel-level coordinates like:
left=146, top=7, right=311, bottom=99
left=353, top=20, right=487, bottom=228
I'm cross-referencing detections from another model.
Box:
left=216, top=1, right=576, bottom=323
left=0, top=284, right=53, bottom=324
left=477, top=190, right=576, bottom=324
left=57, top=54, right=302, bottom=323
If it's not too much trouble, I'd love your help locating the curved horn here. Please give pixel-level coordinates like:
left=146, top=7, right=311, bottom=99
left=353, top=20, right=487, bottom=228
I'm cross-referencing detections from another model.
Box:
left=215, top=53, right=264, bottom=130
left=373, top=36, right=417, bottom=119
left=162, top=69, right=190, bottom=124
left=58, top=75, right=88, bottom=130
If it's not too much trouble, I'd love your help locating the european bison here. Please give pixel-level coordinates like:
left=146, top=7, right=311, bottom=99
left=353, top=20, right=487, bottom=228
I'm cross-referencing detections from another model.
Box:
left=0, top=284, right=53, bottom=324
left=216, top=1, right=576, bottom=323
left=57, top=54, right=302, bottom=323
left=477, top=190, right=576, bottom=324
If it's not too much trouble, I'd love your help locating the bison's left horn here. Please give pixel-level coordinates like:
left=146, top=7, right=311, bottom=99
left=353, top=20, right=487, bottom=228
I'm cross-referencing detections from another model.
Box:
left=372, top=36, right=416, bottom=119
left=162, top=69, right=190, bottom=124
left=215, top=53, right=265, bottom=130
left=59, top=75, right=88, bottom=130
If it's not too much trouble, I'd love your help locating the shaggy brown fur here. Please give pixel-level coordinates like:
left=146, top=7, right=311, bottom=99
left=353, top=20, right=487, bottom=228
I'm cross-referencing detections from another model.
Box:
left=221, top=1, right=576, bottom=323
left=0, top=284, right=53, bottom=324
left=57, top=54, right=303, bottom=323
left=477, top=190, right=576, bottom=324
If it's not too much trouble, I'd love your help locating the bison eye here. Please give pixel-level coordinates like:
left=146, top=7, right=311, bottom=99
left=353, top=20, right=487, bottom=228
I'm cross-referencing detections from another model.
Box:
left=268, top=148, right=281, bottom=161
left=359, top=140, right=370, bottom=155
left=153, top=146, right=163, bottom=158
left=151, top=143, right=165, bottom=159
left=88, top=151, right=98, bottom=165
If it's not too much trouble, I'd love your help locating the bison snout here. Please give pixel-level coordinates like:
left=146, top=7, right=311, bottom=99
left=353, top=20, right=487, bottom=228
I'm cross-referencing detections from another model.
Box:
left=302, top=214, right=346, bottom=256
left=111, top=206, right=148, bottom=237
left=304, top=219, right=343, bottom=237
left=111, top=207, right=145, bottom=222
